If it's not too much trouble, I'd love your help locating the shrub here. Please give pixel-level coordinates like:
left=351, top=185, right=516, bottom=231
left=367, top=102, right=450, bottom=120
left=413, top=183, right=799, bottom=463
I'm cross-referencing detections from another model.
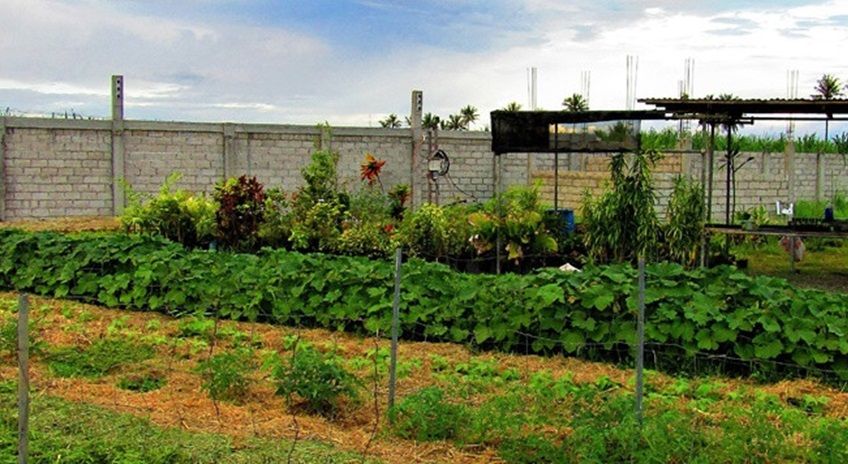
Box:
left=397, top=203, right=449, bottom=258
left=214, top=175, right=266, bottom=251
left=337, top=222, right=393, bottom=258
left=582, top=152, right=659, bottom=263
left=196, top=348, right=254, bottom=402
left=388, top=387, right=468, bottom=441
left=272, top=344, right=358, bottom=416
left=257, top=188, right=294, bottom=248
left=443, top=204, right=476, bottom=258
left=288, top=147, right=348, bottom=252
left=468, top=184, right=557, bottom=261
left=289, top=201, right=346, bottom=252
left=121, top=173, right=216, bottom=248
left=664, top=176, right=705, bottom=267
left=388, top=184, right=411, bottom=220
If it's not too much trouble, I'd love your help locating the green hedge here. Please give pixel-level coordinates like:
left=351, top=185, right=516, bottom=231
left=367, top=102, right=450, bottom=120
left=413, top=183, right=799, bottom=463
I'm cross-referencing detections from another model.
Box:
left=0, top=229, right=846, bottom=378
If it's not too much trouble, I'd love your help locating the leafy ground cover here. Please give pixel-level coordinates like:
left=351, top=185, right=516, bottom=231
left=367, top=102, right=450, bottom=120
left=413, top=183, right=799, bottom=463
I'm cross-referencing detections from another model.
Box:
left=1, top=229, right=847, bottom=380
left=0, top=294, right=846, bottom=463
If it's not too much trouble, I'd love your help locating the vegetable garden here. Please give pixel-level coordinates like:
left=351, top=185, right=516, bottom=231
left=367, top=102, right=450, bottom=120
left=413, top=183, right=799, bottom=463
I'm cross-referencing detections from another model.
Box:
left=1, top=136, right=847, bottom=462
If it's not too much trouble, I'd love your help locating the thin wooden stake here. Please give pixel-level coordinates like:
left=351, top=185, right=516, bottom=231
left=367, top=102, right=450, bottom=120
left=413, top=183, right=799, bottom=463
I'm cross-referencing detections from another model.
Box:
left=17, top=293, right=29, bottom=464
left=388, top=248, right=402, bottom=413
left=635, top=258, right=646, bottom=426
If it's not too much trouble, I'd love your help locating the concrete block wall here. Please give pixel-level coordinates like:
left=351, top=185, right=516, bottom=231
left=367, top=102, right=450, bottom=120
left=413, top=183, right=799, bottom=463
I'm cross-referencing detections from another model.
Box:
left=687, top=151, right=848, bottom=222
left=124, top=129, right=224, bottom=196
left=531, top=153, right=687, bottom=215
left=0, top=116, right=844, bottom=221
left=2, top=126, right=113, bottom=218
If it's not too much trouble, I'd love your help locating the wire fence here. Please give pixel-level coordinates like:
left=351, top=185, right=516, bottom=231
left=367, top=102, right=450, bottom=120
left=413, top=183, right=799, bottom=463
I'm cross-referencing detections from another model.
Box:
left=5, top=250, right=848, bottom=462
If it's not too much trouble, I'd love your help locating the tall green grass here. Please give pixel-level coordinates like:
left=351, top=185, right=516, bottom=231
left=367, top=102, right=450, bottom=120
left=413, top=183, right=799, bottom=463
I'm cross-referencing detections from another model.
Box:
left=795, top=191, right=848, bottom=219
left=641, top=127, right=848, bottom=154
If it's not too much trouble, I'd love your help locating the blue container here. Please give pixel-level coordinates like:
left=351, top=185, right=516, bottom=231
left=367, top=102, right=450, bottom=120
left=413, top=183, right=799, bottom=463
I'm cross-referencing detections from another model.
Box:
left=546, top=208, right=575, bottom=234
left=825, top=206, right=834, bottom=222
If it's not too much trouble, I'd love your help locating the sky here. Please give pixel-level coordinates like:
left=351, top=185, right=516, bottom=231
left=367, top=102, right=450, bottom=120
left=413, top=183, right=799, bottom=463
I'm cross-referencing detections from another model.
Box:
left=2, top=0, right=848, bottom=135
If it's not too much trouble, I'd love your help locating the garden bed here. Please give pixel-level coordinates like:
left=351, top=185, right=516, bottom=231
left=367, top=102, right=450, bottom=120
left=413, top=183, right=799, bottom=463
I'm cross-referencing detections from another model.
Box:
left=2, top=293, right=847, bottom=463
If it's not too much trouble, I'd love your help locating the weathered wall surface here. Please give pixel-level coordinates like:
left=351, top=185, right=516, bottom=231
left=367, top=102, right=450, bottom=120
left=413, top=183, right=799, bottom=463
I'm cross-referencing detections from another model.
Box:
left=1, top=126, right=113, bottom=219
left=0, top=116, right=844, bottom=221
left=689, top=151, right=848, bottom=222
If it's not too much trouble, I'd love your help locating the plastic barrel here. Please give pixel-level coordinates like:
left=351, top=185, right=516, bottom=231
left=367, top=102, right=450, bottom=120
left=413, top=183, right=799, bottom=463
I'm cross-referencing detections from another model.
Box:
left=546, top=208, right=575, bottom=234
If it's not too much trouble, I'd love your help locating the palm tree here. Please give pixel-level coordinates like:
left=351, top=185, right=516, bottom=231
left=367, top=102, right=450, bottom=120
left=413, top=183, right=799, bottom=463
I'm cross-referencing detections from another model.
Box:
left=422, top=113, right=440, bottom=131
left=379, top=113, right=402, bottom=128
left=459, top=105, right=479, bottom=129
left=501, top=102, right=522, bottom=112
left=443, top=114, right=465, bottom=131
left=812, top=74, right=843, bottom=100
left=812, top=74, right=844, bottom=143
left=562, top=93, right=589, bottom=112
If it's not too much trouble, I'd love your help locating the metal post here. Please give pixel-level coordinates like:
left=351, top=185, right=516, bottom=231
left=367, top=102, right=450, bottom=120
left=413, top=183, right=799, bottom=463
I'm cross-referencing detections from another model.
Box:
left=554, top=124, right=559, bottom=211
left=724, top=124, right=732, bottom=256
left=17, top=293, right=29, bottom=464
left=495, top=155, right=503, bottom=275
left=789, top=235, right=796, bottom=274
left=706, top=123, right=715, bottom=223
left=700, top=130, right=708, bottom=267
left=635, top=258, right=645, bottom=425
left=387, top=248, right=402, bottom=412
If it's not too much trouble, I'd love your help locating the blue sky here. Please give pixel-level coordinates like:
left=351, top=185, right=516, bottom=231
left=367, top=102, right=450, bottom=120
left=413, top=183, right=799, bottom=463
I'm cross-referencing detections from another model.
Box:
left=2, top=0, right=848, bottom=135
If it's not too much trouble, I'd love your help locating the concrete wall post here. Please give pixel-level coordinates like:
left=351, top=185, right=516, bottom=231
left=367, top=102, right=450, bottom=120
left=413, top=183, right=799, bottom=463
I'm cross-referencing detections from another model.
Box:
left=110, top=75, right=126, bottom=216
left=0, top=117, right=6, bottom=220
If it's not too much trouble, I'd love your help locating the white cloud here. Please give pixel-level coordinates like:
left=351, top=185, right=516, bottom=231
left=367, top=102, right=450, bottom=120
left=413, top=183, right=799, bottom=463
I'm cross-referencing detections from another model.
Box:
left=2, top=0, right=848, bottom=135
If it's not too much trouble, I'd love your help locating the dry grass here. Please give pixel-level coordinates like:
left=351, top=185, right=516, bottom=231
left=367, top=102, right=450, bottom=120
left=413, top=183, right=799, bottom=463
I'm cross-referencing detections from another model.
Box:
left=2, top=292, right=846, bottom=463
left=0, top=216, right=120, bottom=233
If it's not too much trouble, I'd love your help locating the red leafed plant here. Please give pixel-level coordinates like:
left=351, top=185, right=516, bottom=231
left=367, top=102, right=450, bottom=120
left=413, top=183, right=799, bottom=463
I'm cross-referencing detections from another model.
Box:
left=214, top=175, right=266, bottom=251
left=360, top=153, right=386, bottom=187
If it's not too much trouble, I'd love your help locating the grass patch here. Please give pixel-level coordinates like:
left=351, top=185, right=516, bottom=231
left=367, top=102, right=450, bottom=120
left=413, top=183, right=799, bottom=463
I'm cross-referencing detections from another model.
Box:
left=0, top=382, right=370, bottom=463
left=733, top=238, right=848, bottom=293
left=117, top=370, right=167, bottom=393
left=48, top=338, right=154, bottom=378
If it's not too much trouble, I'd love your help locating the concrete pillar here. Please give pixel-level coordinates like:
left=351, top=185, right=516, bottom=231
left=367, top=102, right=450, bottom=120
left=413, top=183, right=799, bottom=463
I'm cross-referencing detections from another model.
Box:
left=0, top=117, right=6, bottom=221
left=110, top=75, right=126, bottom=215
left=815, top=152, right=824, bottom=202
left=222, top=124, right=236, bottom=179
left=409, top=90, right=423, bottom=208
left=785, top=138, right=796, bottom=208
left=111, top=75, right=124, bottom=121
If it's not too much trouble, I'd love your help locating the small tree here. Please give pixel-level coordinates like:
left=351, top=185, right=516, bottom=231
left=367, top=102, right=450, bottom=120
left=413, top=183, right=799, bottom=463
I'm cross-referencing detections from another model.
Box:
left=562, top=93, right=589, bottom=112
left=812, top=74, right=844, bottom=143
left=379, top=113, right=402, bottom=128
left=214, top=175, right=265, bottom=251
left=422, top=113, right=441, bottom=130
left=501, top=102, right=522, bottom=112
left=459, top=105, right=479, bottom=129
left=442, top=114, right=466, bottom=131
left=581, top=151, right=660, bottom=263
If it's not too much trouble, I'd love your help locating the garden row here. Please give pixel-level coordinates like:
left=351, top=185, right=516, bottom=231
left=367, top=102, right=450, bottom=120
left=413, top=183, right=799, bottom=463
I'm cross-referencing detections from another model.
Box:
left=1, top=229, right=846, bottom=379
left=121, top=140, right=708, bottom=272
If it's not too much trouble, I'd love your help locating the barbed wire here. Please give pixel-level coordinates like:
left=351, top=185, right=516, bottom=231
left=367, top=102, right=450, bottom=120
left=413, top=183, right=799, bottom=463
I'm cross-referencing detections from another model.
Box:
left=1, top=106, right=106, bottom=120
